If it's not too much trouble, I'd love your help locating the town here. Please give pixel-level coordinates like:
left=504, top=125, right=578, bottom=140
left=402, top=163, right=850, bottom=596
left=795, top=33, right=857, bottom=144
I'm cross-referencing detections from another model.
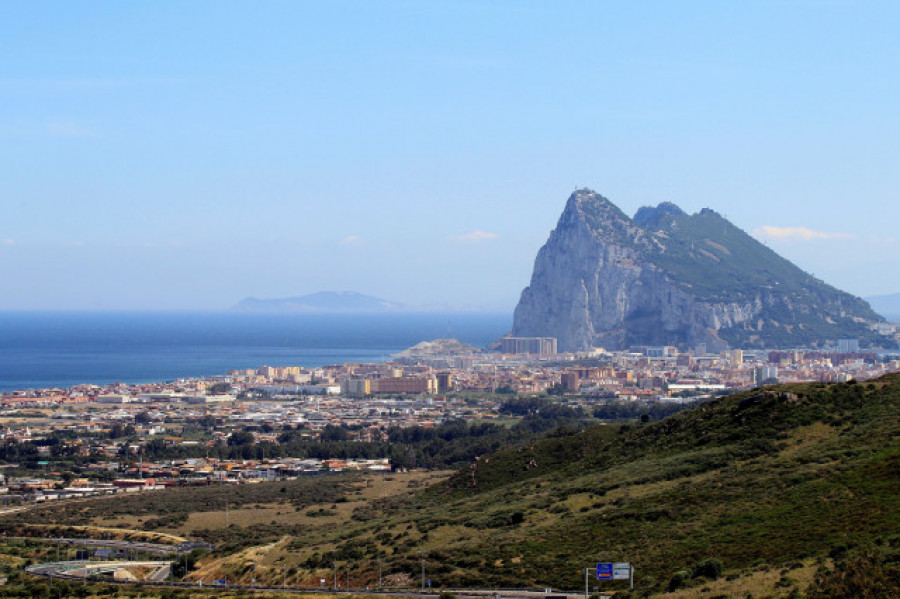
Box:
left=1, top=333, right=899, bottom=505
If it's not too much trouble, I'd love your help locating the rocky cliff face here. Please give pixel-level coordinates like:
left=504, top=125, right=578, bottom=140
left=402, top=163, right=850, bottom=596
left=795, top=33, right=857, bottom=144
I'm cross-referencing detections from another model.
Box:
left=513, top=189, right=888, bottom=352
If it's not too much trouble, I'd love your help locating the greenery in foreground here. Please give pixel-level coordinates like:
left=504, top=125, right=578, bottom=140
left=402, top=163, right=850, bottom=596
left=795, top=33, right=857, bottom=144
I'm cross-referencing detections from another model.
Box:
left=3, top=376, right=898, bottom=596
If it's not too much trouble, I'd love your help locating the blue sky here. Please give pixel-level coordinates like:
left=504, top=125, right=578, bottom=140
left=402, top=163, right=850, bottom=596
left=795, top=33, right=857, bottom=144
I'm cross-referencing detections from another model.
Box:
left=2, top=1, right=898, bottom=311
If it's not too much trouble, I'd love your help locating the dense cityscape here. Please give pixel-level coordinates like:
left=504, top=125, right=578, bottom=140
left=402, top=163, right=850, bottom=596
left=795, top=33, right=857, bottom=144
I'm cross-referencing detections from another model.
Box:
left=3, top=330, right=898, bottom=504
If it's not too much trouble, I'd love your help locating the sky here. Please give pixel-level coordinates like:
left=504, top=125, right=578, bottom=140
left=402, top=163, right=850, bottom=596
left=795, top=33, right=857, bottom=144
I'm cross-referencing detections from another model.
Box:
left=2, top=1, right=898, bottom=311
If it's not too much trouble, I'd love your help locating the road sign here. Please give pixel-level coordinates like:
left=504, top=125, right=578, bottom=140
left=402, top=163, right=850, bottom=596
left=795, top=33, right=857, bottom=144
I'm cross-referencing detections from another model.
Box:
left=596, top=563, right=613, bottom=580
left=613, top=563, right=631, bottom=580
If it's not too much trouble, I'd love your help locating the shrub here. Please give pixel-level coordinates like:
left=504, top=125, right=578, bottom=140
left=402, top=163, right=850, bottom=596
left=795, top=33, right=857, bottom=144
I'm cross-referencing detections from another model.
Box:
left=668, top=569, right=691, bottom=591
left=692, top=557, right=724, bottom=580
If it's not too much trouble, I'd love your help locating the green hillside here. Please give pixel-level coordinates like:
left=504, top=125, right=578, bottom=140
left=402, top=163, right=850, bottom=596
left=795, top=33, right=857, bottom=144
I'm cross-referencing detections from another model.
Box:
left=188, top=374, right=898, bottom=595
left=377, top=375, right=897, bottom=595
left=642, top=207, right=888, bottom=348
left=10, top=376, right=899, bottom=596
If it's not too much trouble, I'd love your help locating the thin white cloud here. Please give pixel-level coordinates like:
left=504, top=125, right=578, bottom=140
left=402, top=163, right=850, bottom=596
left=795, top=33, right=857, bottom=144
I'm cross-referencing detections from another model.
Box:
left=2, top=239, right=14, bottom=246
left=754, top=226, right=855, bottom=241
left=340, top=236, right=363, bottom=246
left=450, top=230, right=500, bottom=243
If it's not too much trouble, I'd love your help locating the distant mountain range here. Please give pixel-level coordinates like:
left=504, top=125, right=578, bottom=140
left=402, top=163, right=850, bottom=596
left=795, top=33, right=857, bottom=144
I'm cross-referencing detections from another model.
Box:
left=232, top=291, right=406, bottom=313
left=514, top=189, right=893, bottom=351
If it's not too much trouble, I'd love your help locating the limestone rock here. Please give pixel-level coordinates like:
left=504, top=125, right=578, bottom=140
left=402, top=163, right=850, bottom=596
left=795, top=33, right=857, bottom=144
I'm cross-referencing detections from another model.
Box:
left=513, top=189, right=888, bottom=352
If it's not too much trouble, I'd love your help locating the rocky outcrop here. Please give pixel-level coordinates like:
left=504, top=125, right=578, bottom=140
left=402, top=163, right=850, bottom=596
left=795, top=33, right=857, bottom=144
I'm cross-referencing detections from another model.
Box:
left=513, top=189, right=888, bottom=352
left=393, top=338, right=480, bottom=358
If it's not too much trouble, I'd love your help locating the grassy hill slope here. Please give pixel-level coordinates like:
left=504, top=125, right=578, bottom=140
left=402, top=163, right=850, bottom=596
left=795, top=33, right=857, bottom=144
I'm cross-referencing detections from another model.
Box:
left=8, top=376, right=899, bottom=596
left=385, top=374, right=899, bottom=594
left=211, top=374, right=897, bottom=595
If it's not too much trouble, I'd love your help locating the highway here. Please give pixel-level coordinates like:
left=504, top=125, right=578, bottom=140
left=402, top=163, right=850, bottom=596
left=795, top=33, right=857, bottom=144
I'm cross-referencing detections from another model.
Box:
left=26, top=559, right=595, bottom=598
left=33, top=536, right=177, bottom=556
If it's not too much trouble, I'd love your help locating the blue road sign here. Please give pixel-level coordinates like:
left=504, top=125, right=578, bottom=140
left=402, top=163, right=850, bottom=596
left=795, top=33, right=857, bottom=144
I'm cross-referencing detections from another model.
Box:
left=596, top=563, right=613, bottom=580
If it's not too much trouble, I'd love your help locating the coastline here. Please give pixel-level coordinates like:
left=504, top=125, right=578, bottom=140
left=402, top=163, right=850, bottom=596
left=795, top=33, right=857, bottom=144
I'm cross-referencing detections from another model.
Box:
left=0, top=310, right=511, bottom=393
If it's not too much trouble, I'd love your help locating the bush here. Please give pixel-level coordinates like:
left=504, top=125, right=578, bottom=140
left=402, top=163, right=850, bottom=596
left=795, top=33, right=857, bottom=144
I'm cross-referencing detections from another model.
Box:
left=692, top=557, right=724, bottom=580
left=668, top=569, right=691, bottom=591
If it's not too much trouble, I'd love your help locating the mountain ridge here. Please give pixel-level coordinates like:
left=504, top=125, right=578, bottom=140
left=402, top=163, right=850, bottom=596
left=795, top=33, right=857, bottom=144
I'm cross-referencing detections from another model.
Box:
left=513, top=189, right=890, bottom=351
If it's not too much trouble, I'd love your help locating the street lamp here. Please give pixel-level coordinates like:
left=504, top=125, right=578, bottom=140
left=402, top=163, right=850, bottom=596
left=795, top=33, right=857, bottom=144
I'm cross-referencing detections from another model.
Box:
left=418, top=550, right=426, bottom=591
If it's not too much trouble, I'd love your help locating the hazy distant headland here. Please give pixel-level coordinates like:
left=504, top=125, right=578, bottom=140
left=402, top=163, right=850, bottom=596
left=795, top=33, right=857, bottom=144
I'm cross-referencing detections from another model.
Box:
left=232, top=291, right=406, bottom=313
left=232, top=291, right=504, bottom=314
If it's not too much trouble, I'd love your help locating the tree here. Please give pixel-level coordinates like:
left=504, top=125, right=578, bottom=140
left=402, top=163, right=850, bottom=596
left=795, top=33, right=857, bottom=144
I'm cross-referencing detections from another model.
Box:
left=208, top=382, right=232, bottom=395
left=545, top=383, right=565, bottom=396
left=320, top=424, right=351, bottom=442
left=143, top=438, right=169, bottom=459
left=196, top=415, right=218, bottom=430
left=227, top=431, right=255, bottom=446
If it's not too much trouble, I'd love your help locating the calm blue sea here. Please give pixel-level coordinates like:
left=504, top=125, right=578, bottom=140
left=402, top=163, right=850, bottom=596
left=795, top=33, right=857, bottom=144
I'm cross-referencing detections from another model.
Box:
left=0, top=311, right=511, bottom=392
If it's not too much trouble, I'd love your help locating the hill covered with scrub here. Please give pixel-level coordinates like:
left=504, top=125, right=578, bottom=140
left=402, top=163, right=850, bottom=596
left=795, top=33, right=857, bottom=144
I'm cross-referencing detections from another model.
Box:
left=300, top=373, right=898, bottom=596
left=8, top=375, right=900, bottom=597
left=420, top=376, right=899, bottom=593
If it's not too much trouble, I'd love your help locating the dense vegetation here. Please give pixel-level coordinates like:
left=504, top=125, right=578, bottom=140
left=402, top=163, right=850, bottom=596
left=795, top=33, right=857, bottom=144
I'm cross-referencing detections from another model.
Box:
left=0, top=401, right=605, bottom=475
left=400, top=374, right=900, bottom=594
left=643, top=207, right=888, bottom=347
left=317, top=374, right=897, bottom=594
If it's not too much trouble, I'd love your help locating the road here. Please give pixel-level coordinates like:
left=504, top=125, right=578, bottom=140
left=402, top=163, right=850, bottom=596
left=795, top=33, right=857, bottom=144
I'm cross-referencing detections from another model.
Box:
left=6, top=535, right=180, bottom=557
left=26, top=560, right=595, bottom=598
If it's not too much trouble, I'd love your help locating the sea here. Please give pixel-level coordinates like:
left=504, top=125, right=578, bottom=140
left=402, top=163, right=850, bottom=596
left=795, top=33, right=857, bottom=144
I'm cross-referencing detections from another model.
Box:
left=0, top=311, right=512, bottom=393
